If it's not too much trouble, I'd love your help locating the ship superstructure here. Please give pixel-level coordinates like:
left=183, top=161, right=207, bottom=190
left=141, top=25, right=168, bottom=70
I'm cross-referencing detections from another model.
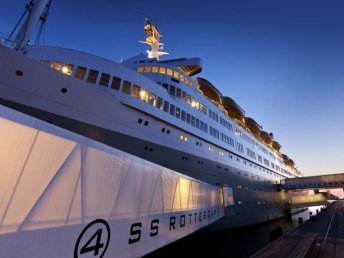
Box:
left=0, top=0, right=302, bottom=229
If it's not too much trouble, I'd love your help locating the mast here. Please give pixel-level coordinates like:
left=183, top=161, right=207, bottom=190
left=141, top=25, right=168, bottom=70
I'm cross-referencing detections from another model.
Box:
left=139, top=18, right=168, bottom=60
left=14, top=0, right=50, bottom=51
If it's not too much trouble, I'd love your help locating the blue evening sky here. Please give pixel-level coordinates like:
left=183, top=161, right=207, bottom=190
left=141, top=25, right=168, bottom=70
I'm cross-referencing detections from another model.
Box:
left=1, top=0, right=344, bottom=176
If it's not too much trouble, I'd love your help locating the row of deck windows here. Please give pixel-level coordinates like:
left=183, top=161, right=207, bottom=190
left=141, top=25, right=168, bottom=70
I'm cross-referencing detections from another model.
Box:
left=45, top=60, right=292, bottom=177
left=137, top=66, right=193, bottom=87
left=160, top=83, right=207, bottom=114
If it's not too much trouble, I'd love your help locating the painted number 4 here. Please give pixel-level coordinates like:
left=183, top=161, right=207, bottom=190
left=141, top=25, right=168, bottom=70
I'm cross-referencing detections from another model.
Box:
left=80, top=229, right=104, bottom=256
left=75, top=219, right=111, bottom=258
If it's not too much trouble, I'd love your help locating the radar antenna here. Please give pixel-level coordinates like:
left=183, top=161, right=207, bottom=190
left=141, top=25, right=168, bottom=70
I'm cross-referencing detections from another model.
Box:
left=139, top=18, right=168, bottom=60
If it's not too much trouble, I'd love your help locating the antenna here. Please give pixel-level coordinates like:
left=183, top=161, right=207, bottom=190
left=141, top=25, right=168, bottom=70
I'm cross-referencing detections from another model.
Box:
left=138, top=18, right=168, bottom=60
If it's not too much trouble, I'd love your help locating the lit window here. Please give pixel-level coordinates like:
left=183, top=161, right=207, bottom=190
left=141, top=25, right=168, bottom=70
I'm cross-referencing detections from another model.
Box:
left=191, top=98, right=196, bottom=108
left=152, top=66, right=158, bottom=73
left=180, top=135, right=188, bottom=141
left=219, top=151, right=224, bottom=156
left=144, top=66, right=151, bottom=72
left=61, top=64, right=74, bottom=75
left=185, top=78, right=189, bottom=84
left=167, top=69, right=173, bottom=76
left=140, top=89, right=148, bottom=102
left=75, top=66, right=87, bottom=80
left=51, top=62, right=63, bottom=71
left=180, top=75, right=184, bottom=81
left=137, top=66, right=144, bottom=73
left=148, top=93, right=156, bottom=106
left=132, top=85, right=140, bottom=98
left=86, top=69, right=99, bottom=84
left=159, top=67, right=166, bottom=74
left=156, top=97, right=163, bottom=110
left=173, top=71, right=179, bottom=79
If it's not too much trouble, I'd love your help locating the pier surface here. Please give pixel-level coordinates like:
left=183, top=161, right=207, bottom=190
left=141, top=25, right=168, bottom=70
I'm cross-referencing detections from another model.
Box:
left=251, top=201, right=344, bottom=258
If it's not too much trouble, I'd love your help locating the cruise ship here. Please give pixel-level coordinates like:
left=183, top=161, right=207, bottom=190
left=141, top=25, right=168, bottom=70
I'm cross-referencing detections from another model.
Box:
left=0, top=0, right=301, bottom=231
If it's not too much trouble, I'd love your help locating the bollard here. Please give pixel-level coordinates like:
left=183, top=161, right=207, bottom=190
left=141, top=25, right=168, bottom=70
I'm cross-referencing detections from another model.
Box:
left=298, top=217, right=303, bottom=225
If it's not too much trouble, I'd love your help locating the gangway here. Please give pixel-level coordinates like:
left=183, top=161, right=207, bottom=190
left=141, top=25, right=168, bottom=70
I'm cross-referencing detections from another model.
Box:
left=281, top=173, right=344, bottom=191
left=0, top=105, right=229, bottom=258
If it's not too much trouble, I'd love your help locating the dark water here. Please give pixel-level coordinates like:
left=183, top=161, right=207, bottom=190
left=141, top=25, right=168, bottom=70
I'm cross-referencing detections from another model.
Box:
left=144, top=206, right=322, bottom=258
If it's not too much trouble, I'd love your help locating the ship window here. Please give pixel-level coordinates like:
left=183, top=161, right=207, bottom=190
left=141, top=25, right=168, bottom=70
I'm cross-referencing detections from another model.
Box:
left=167, top=69, right=173, bottom=76
left=189, top=82, right=193, bottom=87
left=176, top=107, right=181, bottom=119
left=144, top=66, right=151, bottom=72
left=137, top=66, right=144, bottom=73
left=173, top=71, right=179, bottom=79
left=122, top=80, right=131, bottom=94
left=180, top=75, right=184, bottom=82
left=176, top=88, right=182, bottom=98
left=196, top=119, right=200, bottom=129
left=204, top=123, right=208, bottom=133
left=181, top=110, right=186, bottom=121
left=170, top=104, right=175, bottom=116
left=185, top=78, right=189, bottom=84
left=61, top=64, right=74, bottom=75
left=111, top=76, right=121, bottom=90
left=51, top=62, right=63, bottom=71
left=99, top=73, right=110, bottom=87
left=191, top=116, right=196, bottom=126
left=87, top=69, right=99, bottom=84
left=162, top=83, right=169, bottom=91
left=163, top=100, right=169, bottom=112
left=148, top=93, right=156, bottom=106
left=186, top=113, right=191, bottom=124
left=75, top=66, right=87, bottom=80
left=140, top=89, right=148, bottom=102
left=182, top=91, right=186, bottom=101
left=169, top=85, right=176, bottom=96
left=156, top=97, right=163, bottom=110
left=186, top=94, right=191, bottom=105
left=159, top=67, right=166, bottom=74
left=132, top=85, right=140, bottom=98
left=152, top=66, right=159, bottom=73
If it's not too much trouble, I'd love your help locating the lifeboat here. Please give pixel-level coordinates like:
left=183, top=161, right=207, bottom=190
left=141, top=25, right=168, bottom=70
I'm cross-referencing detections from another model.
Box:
left=196, top=77, right=222, bottom=105
left=222, top=96, right=245, bottom=122
left=260, top=131, right=272, bottom=145
left=288, top=159, right=295, bottom=167
left=282, top=154, right=289, bottom=164
left=245, top=117, right=261, bottom=136
left=272, top=141, right=281, bottom=151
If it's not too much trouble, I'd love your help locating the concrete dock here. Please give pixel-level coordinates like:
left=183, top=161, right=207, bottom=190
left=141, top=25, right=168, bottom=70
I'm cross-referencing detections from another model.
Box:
left=251, top=201, right=344, bottom=258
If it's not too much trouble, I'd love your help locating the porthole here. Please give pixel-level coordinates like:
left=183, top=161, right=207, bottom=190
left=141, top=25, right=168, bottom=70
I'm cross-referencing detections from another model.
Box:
left=138, top=118, right=143, bottom=124
left=61, top=88, right=68, bottom=93
left=15, top=70, right=23, bottom=76
left=166, top=130, right=170, bottom=134
left=144, top=121, right=149, bottom=126
left=161, top=128, right=165, bottom=132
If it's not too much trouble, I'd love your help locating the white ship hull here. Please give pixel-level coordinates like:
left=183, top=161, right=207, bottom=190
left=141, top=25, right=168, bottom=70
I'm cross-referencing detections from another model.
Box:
left=0, top=44, right=289, bottom=230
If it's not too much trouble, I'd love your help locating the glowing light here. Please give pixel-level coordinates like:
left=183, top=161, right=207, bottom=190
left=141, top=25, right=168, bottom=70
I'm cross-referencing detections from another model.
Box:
left=139, top=89, right=148, bottom=101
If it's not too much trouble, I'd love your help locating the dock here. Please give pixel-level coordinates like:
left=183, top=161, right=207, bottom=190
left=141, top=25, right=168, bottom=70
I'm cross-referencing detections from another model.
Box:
left=251, top=201, right=344, bottom=258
